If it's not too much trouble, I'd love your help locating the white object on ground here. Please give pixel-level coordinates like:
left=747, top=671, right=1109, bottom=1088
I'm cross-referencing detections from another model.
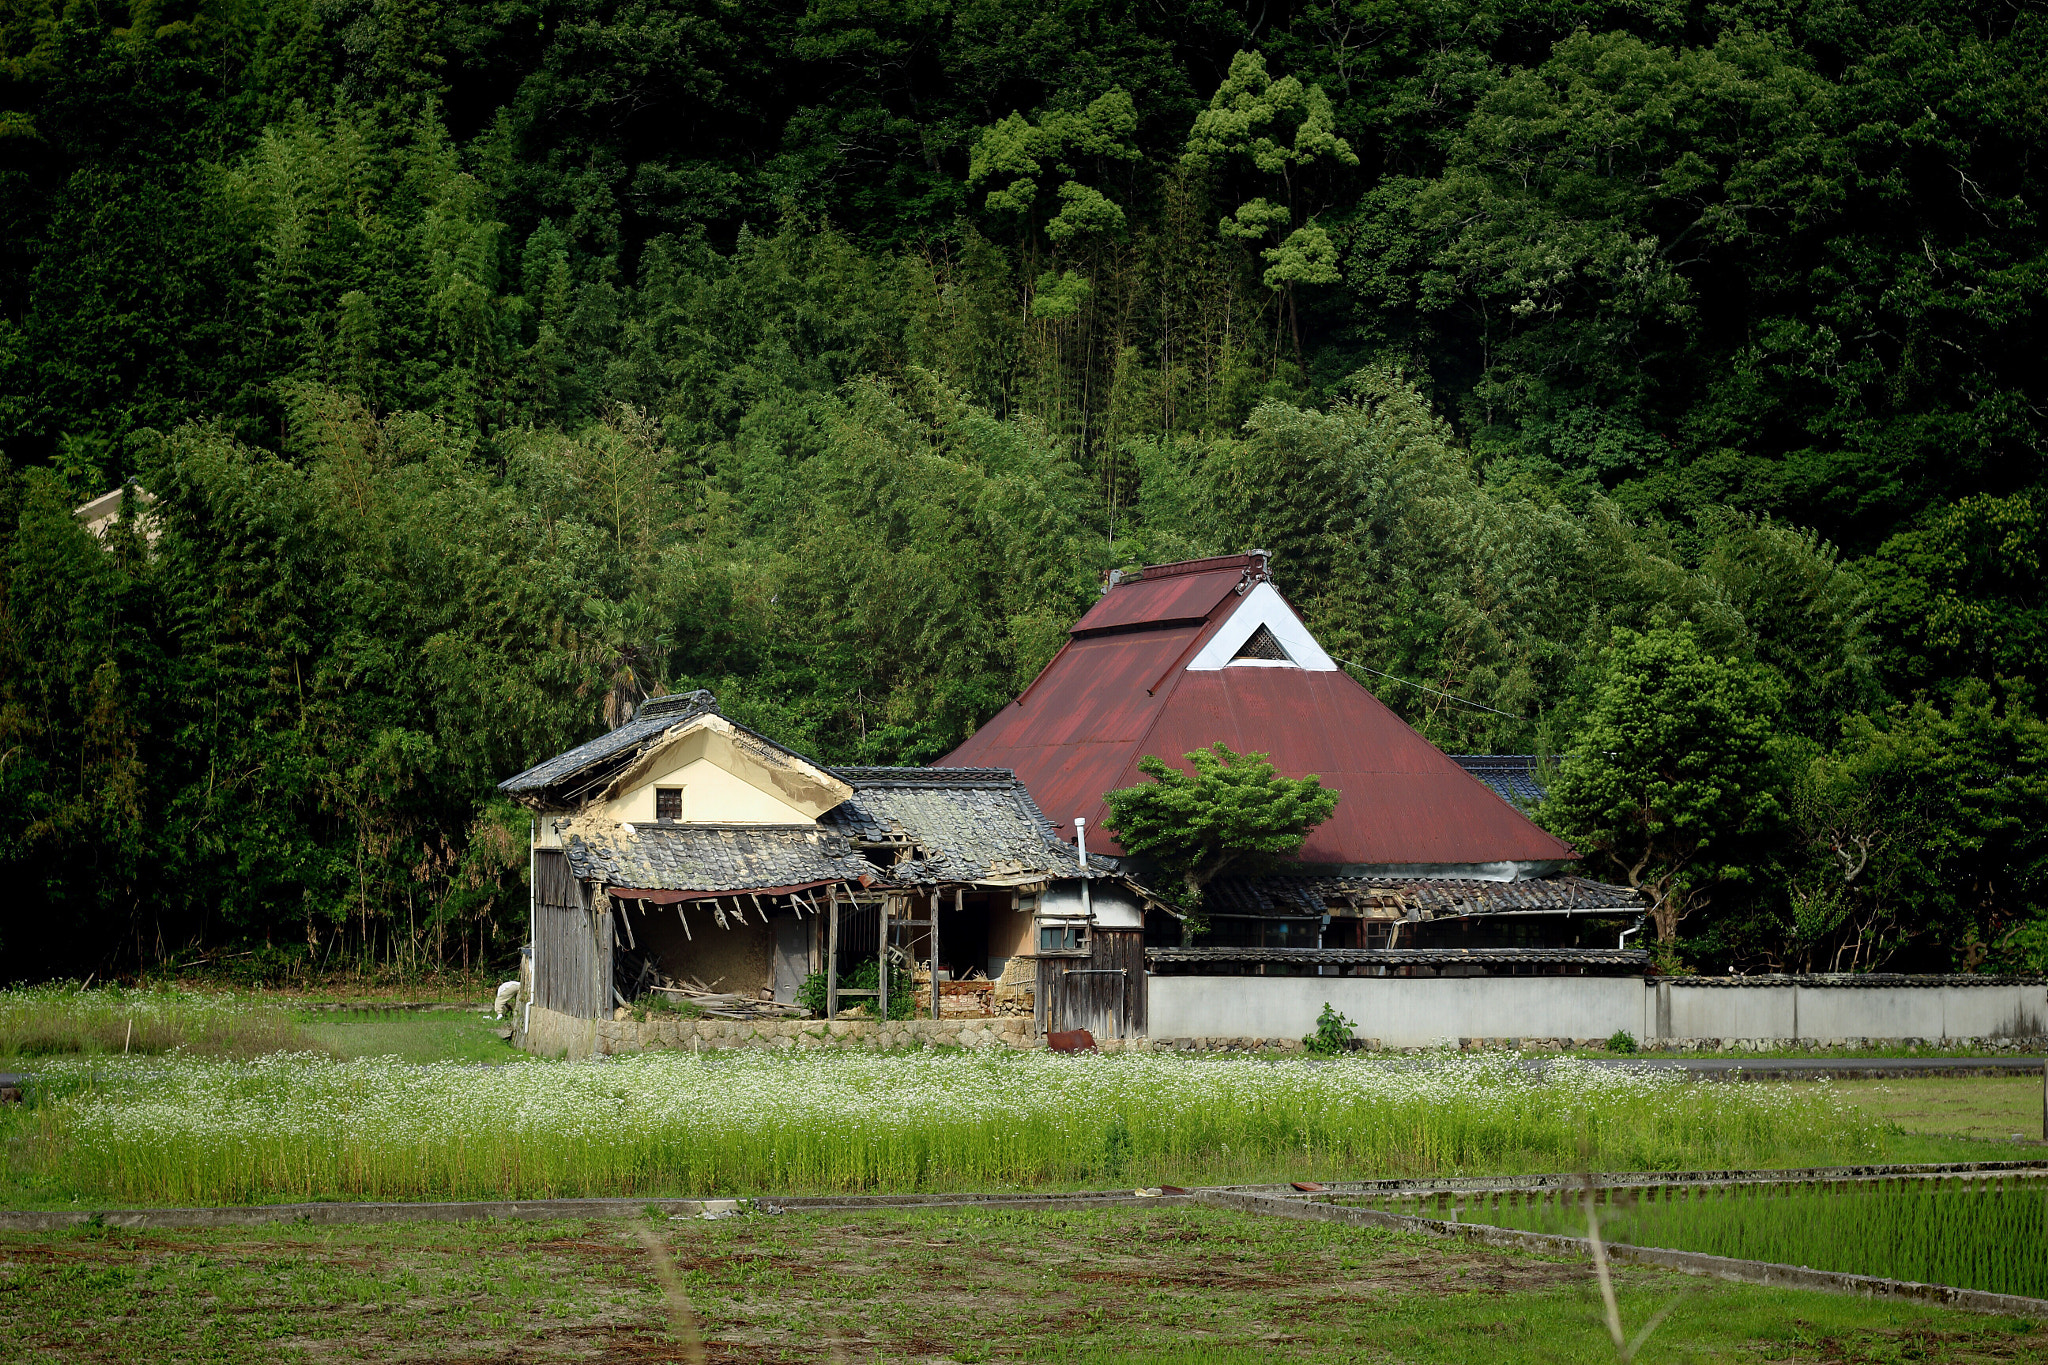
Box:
left=493, top=981, right=521, bottom=1019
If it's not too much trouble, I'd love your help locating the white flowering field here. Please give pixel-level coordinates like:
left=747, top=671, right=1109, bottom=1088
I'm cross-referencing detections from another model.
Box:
left=2, top=1051, right=1882, bottom=1205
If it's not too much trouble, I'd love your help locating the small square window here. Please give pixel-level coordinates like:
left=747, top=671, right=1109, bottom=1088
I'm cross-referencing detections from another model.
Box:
left=1038, top=924, right=1085, bottom=953
left=654, top=788, right=682, bottom=821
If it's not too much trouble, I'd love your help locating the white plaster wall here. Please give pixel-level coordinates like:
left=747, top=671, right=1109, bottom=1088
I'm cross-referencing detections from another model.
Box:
left=1667, top=987, right=1798, bottom=1040
left=600, top=754, right=814, bottom=825
left=1148, top=974, right=1650, bottom=1045
left=1149, top=976, right=2048, bottom=1044
left=1938, top=985, right=2048, bottom=1038
left=1790, top=987, right=1943, bottom=1039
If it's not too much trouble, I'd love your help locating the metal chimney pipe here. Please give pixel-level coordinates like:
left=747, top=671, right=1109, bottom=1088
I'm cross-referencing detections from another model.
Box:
left=1075, top=817, right=1093, bottom=921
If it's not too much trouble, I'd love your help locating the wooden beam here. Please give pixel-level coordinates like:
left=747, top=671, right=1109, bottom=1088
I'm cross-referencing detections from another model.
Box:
left=877, top=894, right=890, bottom=1020
left=827, top=886, right=840, bottom=1020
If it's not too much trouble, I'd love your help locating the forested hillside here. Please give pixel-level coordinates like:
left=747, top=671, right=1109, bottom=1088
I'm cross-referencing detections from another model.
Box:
left=1, top=0, right=2043, bottom=976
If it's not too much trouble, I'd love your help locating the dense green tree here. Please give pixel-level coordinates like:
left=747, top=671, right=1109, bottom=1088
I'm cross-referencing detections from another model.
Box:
left=1102, top=742, right=1339, bottom=940
left=1541, top=628, right=1787, bottom=948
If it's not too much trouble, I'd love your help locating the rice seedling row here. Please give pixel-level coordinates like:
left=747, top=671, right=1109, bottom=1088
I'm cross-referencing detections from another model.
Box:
left=1359, top=1175, right=2048, bottom=1298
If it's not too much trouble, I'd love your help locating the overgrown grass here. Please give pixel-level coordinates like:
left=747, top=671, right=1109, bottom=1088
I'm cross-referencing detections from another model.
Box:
left=0, top=986, right=321, bottom=1060
left=1427, top=1176, right=2048, bottom=1298
left=292, top=1008, right=522, bottom=1064
left=2, top=1050, right=1890, bottom=1206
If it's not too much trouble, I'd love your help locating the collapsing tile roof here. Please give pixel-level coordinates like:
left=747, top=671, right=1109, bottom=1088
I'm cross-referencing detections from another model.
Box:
left=499, top=692, right=726, bottom=801
left=565, top=823, right=876, bottom=896
left=822, top=768, right=1082, bottom=886
left=556, top=768, right=1084, bottom=897
left=1202, top=874, right=1639, bottom=920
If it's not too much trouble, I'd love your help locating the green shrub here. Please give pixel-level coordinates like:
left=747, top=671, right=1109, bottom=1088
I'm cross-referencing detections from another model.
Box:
left=796, top=958, right=917, bottom=1020
left=1303, top=1003, right=1356, bottom=1057
left=1606, top=1029, right=1638, bottom=1054
left=629, top=994, right=704, bottom=1022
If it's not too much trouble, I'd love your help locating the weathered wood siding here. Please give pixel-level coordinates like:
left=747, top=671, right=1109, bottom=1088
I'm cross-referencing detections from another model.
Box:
left=534, top=849, right=612, bottom=1019
left=1036, top=930, right=1147, bottom=1039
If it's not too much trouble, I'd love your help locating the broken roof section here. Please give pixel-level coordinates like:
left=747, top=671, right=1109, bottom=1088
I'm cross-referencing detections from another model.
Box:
left=499, top=691, right=851, bottom=816
left=564, top=821, right=875, bottom=902
left=505, top=695, right=1087, bottom=898
left=1202, top=873, right=1638, bottom=920
left=939, top=554, right=1577, bottom=871
left=823, top=767, right=1082, bottom=886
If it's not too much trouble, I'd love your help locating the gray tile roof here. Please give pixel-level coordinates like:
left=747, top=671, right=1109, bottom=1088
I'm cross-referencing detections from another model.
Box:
left=1147, top=946, right=1651, bottom=969
left=1451, top=755, right=1548, bottom=806
left=509, top=701, right=1085, bottom=893
left=1204, top=874, right=1639, bottom=919
left=499, top=692, right=821, bottom=803
left=500, top=692, right=721, bottom=798
left=566, top=824, right=876, bottom=894
left=823, top=768, right=1082, bottom=885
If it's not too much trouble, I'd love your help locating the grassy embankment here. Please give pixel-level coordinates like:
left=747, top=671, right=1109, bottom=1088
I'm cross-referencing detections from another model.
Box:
left=1, top=1206, right=2039, bottom=1364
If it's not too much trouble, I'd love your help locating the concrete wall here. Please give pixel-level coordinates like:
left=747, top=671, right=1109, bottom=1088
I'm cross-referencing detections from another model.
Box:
left=1661, top=981, right=2047, bottom=1043
left=1152, top=974, right=2048, bottom=1047
left=1149, top=974, right=1650, bottom=1047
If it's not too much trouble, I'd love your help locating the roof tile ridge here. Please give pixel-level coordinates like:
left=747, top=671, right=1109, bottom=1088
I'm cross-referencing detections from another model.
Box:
left=1133, top=553, right=1259, bottom=579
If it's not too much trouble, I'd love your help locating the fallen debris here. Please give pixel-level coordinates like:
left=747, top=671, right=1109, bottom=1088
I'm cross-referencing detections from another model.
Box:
left=645, top=978, right=810, bottom=1020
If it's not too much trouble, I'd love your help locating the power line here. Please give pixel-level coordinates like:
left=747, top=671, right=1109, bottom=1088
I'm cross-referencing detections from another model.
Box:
left=1334, top=657, right=1525, bottom=721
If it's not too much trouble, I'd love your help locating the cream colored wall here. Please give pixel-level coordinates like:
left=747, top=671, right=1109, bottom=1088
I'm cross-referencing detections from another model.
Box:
left=993, top=892, right=1038, bottom=958
left=600, top=754, right=816, bottom=824
left=594, top=717, right=850, bottom=824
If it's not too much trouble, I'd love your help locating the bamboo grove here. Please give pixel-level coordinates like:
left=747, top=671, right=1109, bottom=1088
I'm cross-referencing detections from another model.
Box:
left=1, top=0, right=2045, bottom=975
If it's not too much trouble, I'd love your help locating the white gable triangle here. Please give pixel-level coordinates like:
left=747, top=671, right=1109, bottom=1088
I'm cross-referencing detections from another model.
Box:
left=1185, top=581, right=1338, bottom=672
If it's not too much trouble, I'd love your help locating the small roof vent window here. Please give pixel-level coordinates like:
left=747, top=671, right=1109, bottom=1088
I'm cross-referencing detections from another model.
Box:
left=1231, top=624, right=1293, bottom=663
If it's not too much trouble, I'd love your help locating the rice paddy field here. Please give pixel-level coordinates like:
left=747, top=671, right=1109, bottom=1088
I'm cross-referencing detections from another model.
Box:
left=2, top=1049, right=1893, bottom=1207
left=1360, top=1174, right=2048, bottom=1299
left=2, top=1205, right=2040, bottom=1364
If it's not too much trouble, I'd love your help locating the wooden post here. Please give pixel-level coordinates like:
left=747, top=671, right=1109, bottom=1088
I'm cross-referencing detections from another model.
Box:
left=932, top=888, right=947, bottom=1020
left=827, top=886, right=840, bottom=1020
left=877, top=894, right=890, bottom=1020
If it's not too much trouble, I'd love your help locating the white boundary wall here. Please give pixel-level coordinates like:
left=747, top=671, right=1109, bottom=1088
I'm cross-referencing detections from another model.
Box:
left=1149, top=975, right=2048, bottom=1047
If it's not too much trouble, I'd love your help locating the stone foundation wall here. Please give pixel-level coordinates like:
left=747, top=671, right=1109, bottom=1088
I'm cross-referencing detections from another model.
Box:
left=519, top=1004, right=1042, bottom=1058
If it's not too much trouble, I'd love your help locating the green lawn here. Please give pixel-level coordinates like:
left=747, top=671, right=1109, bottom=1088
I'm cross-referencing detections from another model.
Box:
left=0, top=1206, right=2037, bottom=1364
left=1819, top=1077, right=2048, bottom=1143
left=291, top=1007, right=526, bottom=1063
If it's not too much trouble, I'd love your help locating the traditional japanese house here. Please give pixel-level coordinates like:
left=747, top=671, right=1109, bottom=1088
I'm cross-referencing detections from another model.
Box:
left=499, top=692, right=1153, bottom=1041
left=938, top=553, right=1644, bottom=986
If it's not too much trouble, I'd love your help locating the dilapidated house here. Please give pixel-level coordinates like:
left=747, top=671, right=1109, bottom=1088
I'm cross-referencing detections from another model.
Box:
left=499, top=692, right=1154, bottom=1041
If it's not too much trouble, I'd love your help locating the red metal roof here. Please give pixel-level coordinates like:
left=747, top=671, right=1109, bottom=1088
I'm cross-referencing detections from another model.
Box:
left=941, top=558, right=1574, bottom=867
left=1068, top=564, right=1248, bottom=636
